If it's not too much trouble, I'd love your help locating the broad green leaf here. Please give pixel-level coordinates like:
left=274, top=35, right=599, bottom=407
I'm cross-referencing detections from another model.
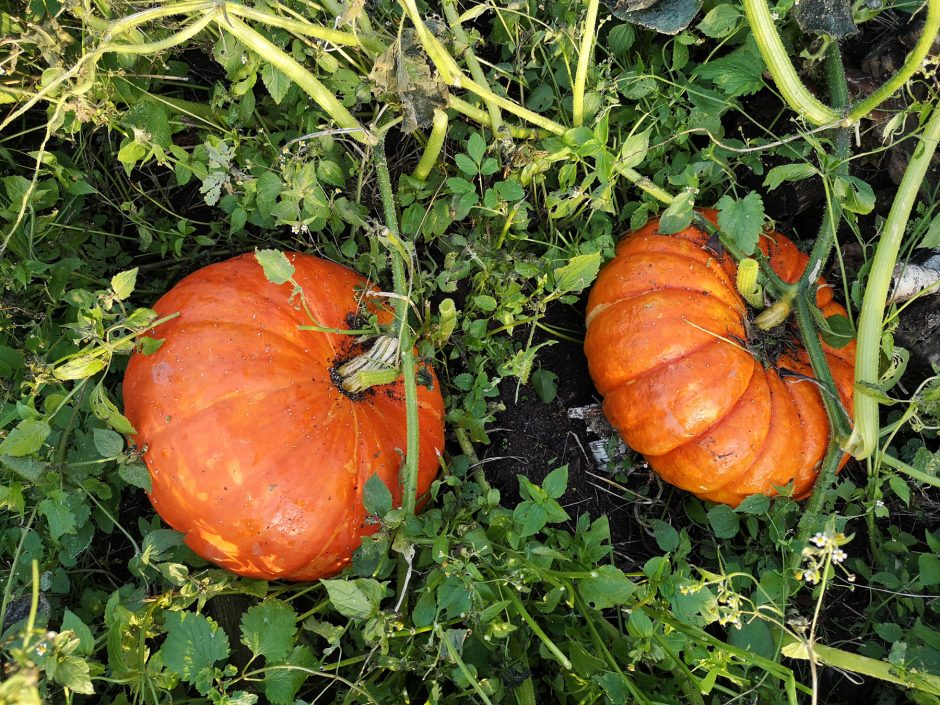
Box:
left=617, top=129, right=649, bottom=170
left=697, top=4, right=741, bottom=38
left=261, top=63, right=291, bottom=104
left=728, top=619, right=775, bottom=659
left=614, top=0, right=701, bottom=35
left=917, top=212, right=940, bottom=249
left=0, top=454, right=47, bottom=482
left=531, top=368, right=558, bottom=404
left=93, top=428, right=124, bottom=458
left=697, top=43, right=766, bottom=96
left=651, top=519, right=680, bottom=552
left=658, top=189, right=695, bottom=234
left=707, top=504, right=740, bottom=539
left=542, top=465, right=568, bottom=500
left=53, top=355, right=107, bottom=381
left=717, top=192, right=765, bottom=256
left=264, top=645, right=317, bottom=705
left=0, top=418, right=51, bottom=457
left=363, top=473, right=393, bottom=518
left=160, top=611, right=230, bottom=695
left=580, top=565, right=636, bottom=609
left=38, top=495, right=77, bottom=540
left=255, top=249, right=295, bottom=285
left=111, top=268, right=138, bottom=300
left=553, top=252, right=602, bottom=293
left=125, top=100, right=172, bottom=148
left=119, top=463, right=152, bottom=492
left=918, top=553, right=940, bottom=586
left=62, top=610, right=95, bottom=656
left=240, top=599, right=298, bottom=662
left=321, top=578, right=386, bottom=619
left=466, top=132, right=486, bottom=165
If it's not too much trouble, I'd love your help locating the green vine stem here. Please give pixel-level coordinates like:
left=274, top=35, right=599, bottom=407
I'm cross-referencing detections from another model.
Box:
left=373, top=134, right=421, bottom=515
left=572, top=0, right=600, bottom=126
left=441, top=0, right=503, bottom=134
left=218, top=15, right=374, bottom=144
left=847, top=0, right=939, bottom=122
left=411, top=108, right=449, bottom=181
left=877, top=452, right=940, bottom=489
left=502, top=584, right=573, bottom=670
left=448, top=96, right=539, bottom=139
left=741, top=0, right=842, bottom=126
left=225, top=4, right=375, bottom=51
left=847, top=103, right=940, bottom=459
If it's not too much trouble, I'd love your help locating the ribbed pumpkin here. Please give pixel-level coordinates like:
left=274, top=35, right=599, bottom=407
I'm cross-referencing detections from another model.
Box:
left=584, top=215, right=855, bottom=506
left=122, top=253, right=444, bottom=580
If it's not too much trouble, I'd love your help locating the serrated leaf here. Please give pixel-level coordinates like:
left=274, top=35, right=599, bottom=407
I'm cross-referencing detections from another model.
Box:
left=764, top=163, right=817, bottom=191
left=0, top=454, right=47, bottom=482
left=38, top=495, right=77, bottom=540
left=466, top=132, right=486, bottom=165
left=111, top=268, right=138, bottom=300
left=255, top=249, right=294, bottom=285
left=363, top=473, right=393, bottom=518
left=93, top=428, right=124, bottom=458
left=125, top=100, right=172, bottom=149
left=0, top=418, right=51, bottom=457
left=119, top=463, right=152, bottom=492
left=261, top=63, right=291, bottom=104
left=607, top=23, right=637, bottom=54
left=264, top=645, right=317, bottom=705
left=697, top=4, right=741, bottom=38
left=697, top=44, right=766, bottom=96
left=579, top=565, right=636, bottom=609
left=553, top=252, right=602, bottom=293
left=160, top=611, right=230, bottom=695
left=717, top=192, right=765, bottom=256
left=321, top=578, right=386, bottom=619
left=255, top=171, right=282, bottom=218
left=793, top=0, right=857, bottom=38
left=62, top=610, right=95, bottom=656
left=240, top=599, right=297, bottom=663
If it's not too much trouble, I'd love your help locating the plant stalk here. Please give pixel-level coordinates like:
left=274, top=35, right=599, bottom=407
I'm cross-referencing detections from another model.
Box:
left=741, top=0, right=842, bottom=125
left=411, top=108, right=449, bottom=181
left=572, top=0, right=600, bottom=127
left=847, top=104, right=940, bottom=459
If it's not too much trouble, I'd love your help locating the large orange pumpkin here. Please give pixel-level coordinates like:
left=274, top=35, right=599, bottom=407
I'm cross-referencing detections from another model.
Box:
left=122, top=253, right=445, bottom=580
left=584, top=214, right=855, bottom=506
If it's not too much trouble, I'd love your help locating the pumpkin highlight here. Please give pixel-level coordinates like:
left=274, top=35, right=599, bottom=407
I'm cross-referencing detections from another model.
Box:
left=584, top=216, right=855, bottom=506
left=122, top=253, right=445, bottom=580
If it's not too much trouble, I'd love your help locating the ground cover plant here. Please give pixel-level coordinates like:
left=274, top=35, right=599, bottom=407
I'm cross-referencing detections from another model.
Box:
left=1, top=0, right=939, bottom=701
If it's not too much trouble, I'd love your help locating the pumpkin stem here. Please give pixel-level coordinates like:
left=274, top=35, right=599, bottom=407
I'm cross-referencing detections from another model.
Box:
left=735, top=258, right=764, bottom=308
left=336, top=335, right=401, bottom=393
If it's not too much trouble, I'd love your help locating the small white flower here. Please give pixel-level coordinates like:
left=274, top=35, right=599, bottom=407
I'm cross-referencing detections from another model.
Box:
left=832, top=549, right=847, bottom=564
left=812, top=532, right=828, bottom=548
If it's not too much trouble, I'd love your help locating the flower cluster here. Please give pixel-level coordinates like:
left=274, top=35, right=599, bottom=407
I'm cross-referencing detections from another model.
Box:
left=795, top=523, right=856, bottom=585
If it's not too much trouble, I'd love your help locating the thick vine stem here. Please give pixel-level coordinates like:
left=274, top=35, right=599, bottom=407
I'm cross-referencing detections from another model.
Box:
left=441, top=0, right=503, bottom=134
left=572, top=0, right=600, bottom=127
left=218, top=15, right=374, bottom=144
left=847, top=104, right=940, bottom=459
left=741, top=0, right=842, bottom=126
left=411, top=108, right=449, bottom=181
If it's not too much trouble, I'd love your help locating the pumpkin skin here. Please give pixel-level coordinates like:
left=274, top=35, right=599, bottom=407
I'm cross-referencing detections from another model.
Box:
left=122, top=253, right=445, bottom=580
left=584, top=214, right=855, bottom=506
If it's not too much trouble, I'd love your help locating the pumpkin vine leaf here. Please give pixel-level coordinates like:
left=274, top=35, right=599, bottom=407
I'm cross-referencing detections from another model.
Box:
left=716, top=192, right=765, bottom=257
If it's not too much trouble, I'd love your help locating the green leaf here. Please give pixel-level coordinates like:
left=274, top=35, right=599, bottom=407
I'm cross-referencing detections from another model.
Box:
left=627, top=609, right=655, bottom=638
left=255, top=249, right=295, bottom=285
left=264, top=645, right=317, bottom=705
left=728, top=619, right=775, bottom=659
left=835, top=175, right=875, bottom=215
left=658, top=189, right=695, bottom=234
left=240, top=599, right=298, bottom=663
left=321, top=578, right=386, bottom=619
left=697, top=44, right=766, bottom=97
left=579, top=565, right=636, bottom=609
left=119, top=463, right=152, bottom=492
left=735, top=494, right=770, bottom=514
left=542, top=465, right=569, bottom=499
left=363, top=473, right=393, bottom=518
left=615, top=0, right=702, bottom=34
left=38, top=495, right=77, bottom=540
left=93, top=428, right=124, bottom=458
left=697, top=4, right=741, bottom=38
left=617, top=130, right=649, bottom=170
left=466, top=132, right=486, bottom=165
left=917, top=212, right=940, bottom=249
left=62, top=609, right=95, bottom=656
left=111, top=268, right=139, bottom=300
left=255, top=171, right=283, bottom=218
left=553, top=252, right=602, bottom=293
left=918, top=554, right=940, bottom=586
left=261, top=63, right=292, bottom=104
left=495, top=179, right=525, bottom=202
left=160, top=611, right=230, bottom=695
left=473, top=295, right=498, bottom=312
left=531, top=368, right=558, bottom=404
left=51, top=655, right=94, bottom=694
left=455, top=153, right=478, bottom=176
left=0, top=418, right=51, bottom=457
left=764, top=163, right=817, bottom=191
left=125, top=100, right=172, bottom=148
left=717, top=192, right=765, bottom=256
left=0, top=454, right=47, bottom=482
left=651, top=519, right=680, bottom=552
left=607, top=23, right=637, bottom=54
left=707, top=504, right=740, bottom=539
left=53, top=355, right=107, bottom=381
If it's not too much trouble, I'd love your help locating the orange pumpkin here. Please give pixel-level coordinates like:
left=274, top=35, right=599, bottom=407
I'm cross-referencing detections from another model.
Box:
left=584, top=214, right=855, bottom=506
left=122, top=253, right=444, bottom=580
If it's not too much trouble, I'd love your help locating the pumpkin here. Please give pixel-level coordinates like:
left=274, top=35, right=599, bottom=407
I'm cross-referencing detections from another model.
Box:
left=122, top=252, right=445, bottom=580
left=583, top=214, right=855, bottom=506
